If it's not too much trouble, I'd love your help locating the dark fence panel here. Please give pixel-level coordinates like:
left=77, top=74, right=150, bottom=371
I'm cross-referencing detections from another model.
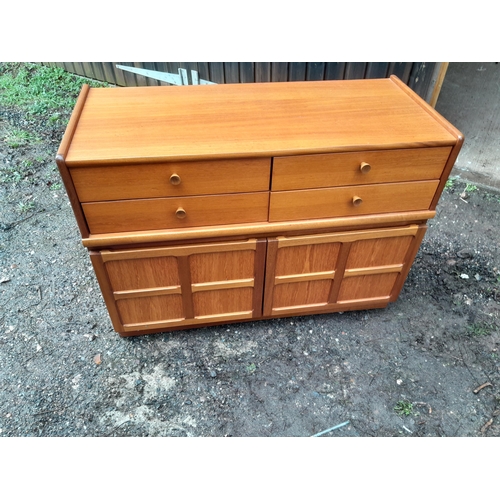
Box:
left=43, top=62, right=441, bottom=101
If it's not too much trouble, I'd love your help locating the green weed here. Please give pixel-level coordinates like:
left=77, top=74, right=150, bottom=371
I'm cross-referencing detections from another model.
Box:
left=445, top=178, right=455, bottom=190
left=0, top=158, right=36, bottom=184
left=467, top=322, right=495, bottom=337
left=18, top=201, right=35, bottom=213
left=465, top=183, right=478, bottom=193
left=246, top=363, right=256, bottom=374
left=4, top=128, right=40, bottom=148
left=0, top=62, right=108, bottom=115
left=394, top=400, right=413, bottom=416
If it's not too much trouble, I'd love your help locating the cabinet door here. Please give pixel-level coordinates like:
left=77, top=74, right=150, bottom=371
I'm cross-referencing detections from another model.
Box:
left=90, top=239, right=266, bottom=334
left=263, top=225, right=426, bottom=317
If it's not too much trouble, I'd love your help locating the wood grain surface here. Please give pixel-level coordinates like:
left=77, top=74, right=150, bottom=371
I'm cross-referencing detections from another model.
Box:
left=63, top=79, right=458, bottom=165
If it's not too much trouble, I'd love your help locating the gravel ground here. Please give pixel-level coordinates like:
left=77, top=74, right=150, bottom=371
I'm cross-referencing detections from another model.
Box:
left=1, top=65, right=500, bottom=438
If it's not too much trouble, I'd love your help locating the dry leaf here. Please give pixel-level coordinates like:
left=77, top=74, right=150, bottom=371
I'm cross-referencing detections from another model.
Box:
left=94, top=353, right=102, bottom=365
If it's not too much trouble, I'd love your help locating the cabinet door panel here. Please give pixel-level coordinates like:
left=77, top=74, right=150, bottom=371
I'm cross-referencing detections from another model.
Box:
left=272, top=280, right=332, bottom=310
left=275, top=242, right=341, bottom=275
left=264, top=225, right=426, bottom=316
left=105, top=256, right=180, bottom=291
left=264, top=235, right=342, bottom=316
left=117, top=295, right=184, bottom=325
left=337, top=274, right=400, bottom=303
left=345, top=236, right=413, bottom=269
left=190, top=250, right=255, bottom=283
left=92, top=239, right=266, bottom=333
left=193, top=288, right=254, bottom=317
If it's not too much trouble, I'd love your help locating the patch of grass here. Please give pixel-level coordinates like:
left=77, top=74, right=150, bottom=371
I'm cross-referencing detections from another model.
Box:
left=465, top=183, right=478, bottom=193
left=0, top=62, right=108, bottom=115
left=49, top=182, right=62, bottom=191
left=4, top=127, right=40, bottom=148
left=0, top=166, right=22, bottom=183
left=467, top=322, right=495, bottom=337
left=485, top=192, right=500, bottom=203
left=444, top=178, right=455, bottom=190
left=18, top=201, right=35, bottom=213
left=246, top=363, right=256, bottom=374
left=394, top=400, right=413, bottom=416
left=0, top=158, right=37, bottom=184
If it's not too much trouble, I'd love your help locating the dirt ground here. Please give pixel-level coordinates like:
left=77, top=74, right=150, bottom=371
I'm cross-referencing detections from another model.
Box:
left=1, top=79, right=500, bottom=438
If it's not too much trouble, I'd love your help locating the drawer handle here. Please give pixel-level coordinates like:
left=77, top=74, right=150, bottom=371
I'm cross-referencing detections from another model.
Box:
left=359, top=162, right=371, bottom=174
left=352, top=196, right=363, bottom=207
left=170, top=173, right=182, bottom=185
left=175, top=207, right=187, bottom=219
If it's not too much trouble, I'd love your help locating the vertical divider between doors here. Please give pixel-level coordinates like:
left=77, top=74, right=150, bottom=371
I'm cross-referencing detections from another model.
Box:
left=328, top=241, right=352, bottom=304
left=177, top=255, right=195, bottom=319
left=252, top=239, right=267, bottom=318
left=262, top=237, right=279, bottom=316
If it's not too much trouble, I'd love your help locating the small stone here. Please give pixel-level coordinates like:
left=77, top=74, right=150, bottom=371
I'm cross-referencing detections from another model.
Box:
left=460, top=274, right=469, bottom=279
left=210, top=370, right=217, bottom=378
left=457, top=249, right=474, bottom=259
left=475, top=274, right=481, bottom=281
left=397, top=379, right=403, bottom=385
left=0, top=277, right=10, bottom=284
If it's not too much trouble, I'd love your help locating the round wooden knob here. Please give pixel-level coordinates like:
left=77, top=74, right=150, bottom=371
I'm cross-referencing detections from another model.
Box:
left=359, top=162, right=371, bottom=174
left=352, top=196, right=363, bottom=207
left=170, top=173, right=181, bottom=185
left=175, top=207, right=187, bottom=219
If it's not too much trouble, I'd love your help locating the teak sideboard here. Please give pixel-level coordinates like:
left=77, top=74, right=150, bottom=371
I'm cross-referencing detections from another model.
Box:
left=56, top=77, right=463, bottom=337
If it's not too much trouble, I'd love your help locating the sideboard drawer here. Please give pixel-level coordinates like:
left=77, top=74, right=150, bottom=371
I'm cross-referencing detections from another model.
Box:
left=271, top=147, right=451, bottom=191
left=83, top=192, right=270, bottom=233
left=70, top=158, right=271, bottom=202
left=268, top=180, right=440, bottom=222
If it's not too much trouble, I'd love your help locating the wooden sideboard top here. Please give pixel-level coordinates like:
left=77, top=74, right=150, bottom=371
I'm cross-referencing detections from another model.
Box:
left=62, top=77, right=459, bottom=166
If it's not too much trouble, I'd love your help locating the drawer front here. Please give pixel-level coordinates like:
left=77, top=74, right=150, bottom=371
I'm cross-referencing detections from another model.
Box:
left=272, top=147, right=451, bottom=191
left=269, top=180, right=439, bottom=222
left=71, top=158, right=271, bottom=202
left=83, top=192, right=270, bottom=233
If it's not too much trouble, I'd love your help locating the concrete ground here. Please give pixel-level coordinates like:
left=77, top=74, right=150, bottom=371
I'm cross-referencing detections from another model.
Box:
left=436, top=62, right=500, bottom=190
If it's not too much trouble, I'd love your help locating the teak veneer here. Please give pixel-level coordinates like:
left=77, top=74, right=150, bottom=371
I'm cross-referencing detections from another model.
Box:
left=57, top=76, right=463, bottom=337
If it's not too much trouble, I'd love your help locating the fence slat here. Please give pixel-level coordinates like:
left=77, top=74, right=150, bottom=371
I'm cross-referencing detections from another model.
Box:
left=271, top=62, right=288, bottom=82
left=365, top=63, right=390, bottom=79
left=255, top=62, right=271, bottom=82
left=239, top=63, right=254, bottom=83
left=325, top=63, right=346, bottom=80
left=224, top=63, right=240, bottom=83
left=197, top=62, right=211, bottom=83
left=344, top=63, right=367, bottom=80
left=209, top=63, right=225, bottom=84
left=289, top=63, right=306, bottom=81
left=306, top=62, right=326, bottom=81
